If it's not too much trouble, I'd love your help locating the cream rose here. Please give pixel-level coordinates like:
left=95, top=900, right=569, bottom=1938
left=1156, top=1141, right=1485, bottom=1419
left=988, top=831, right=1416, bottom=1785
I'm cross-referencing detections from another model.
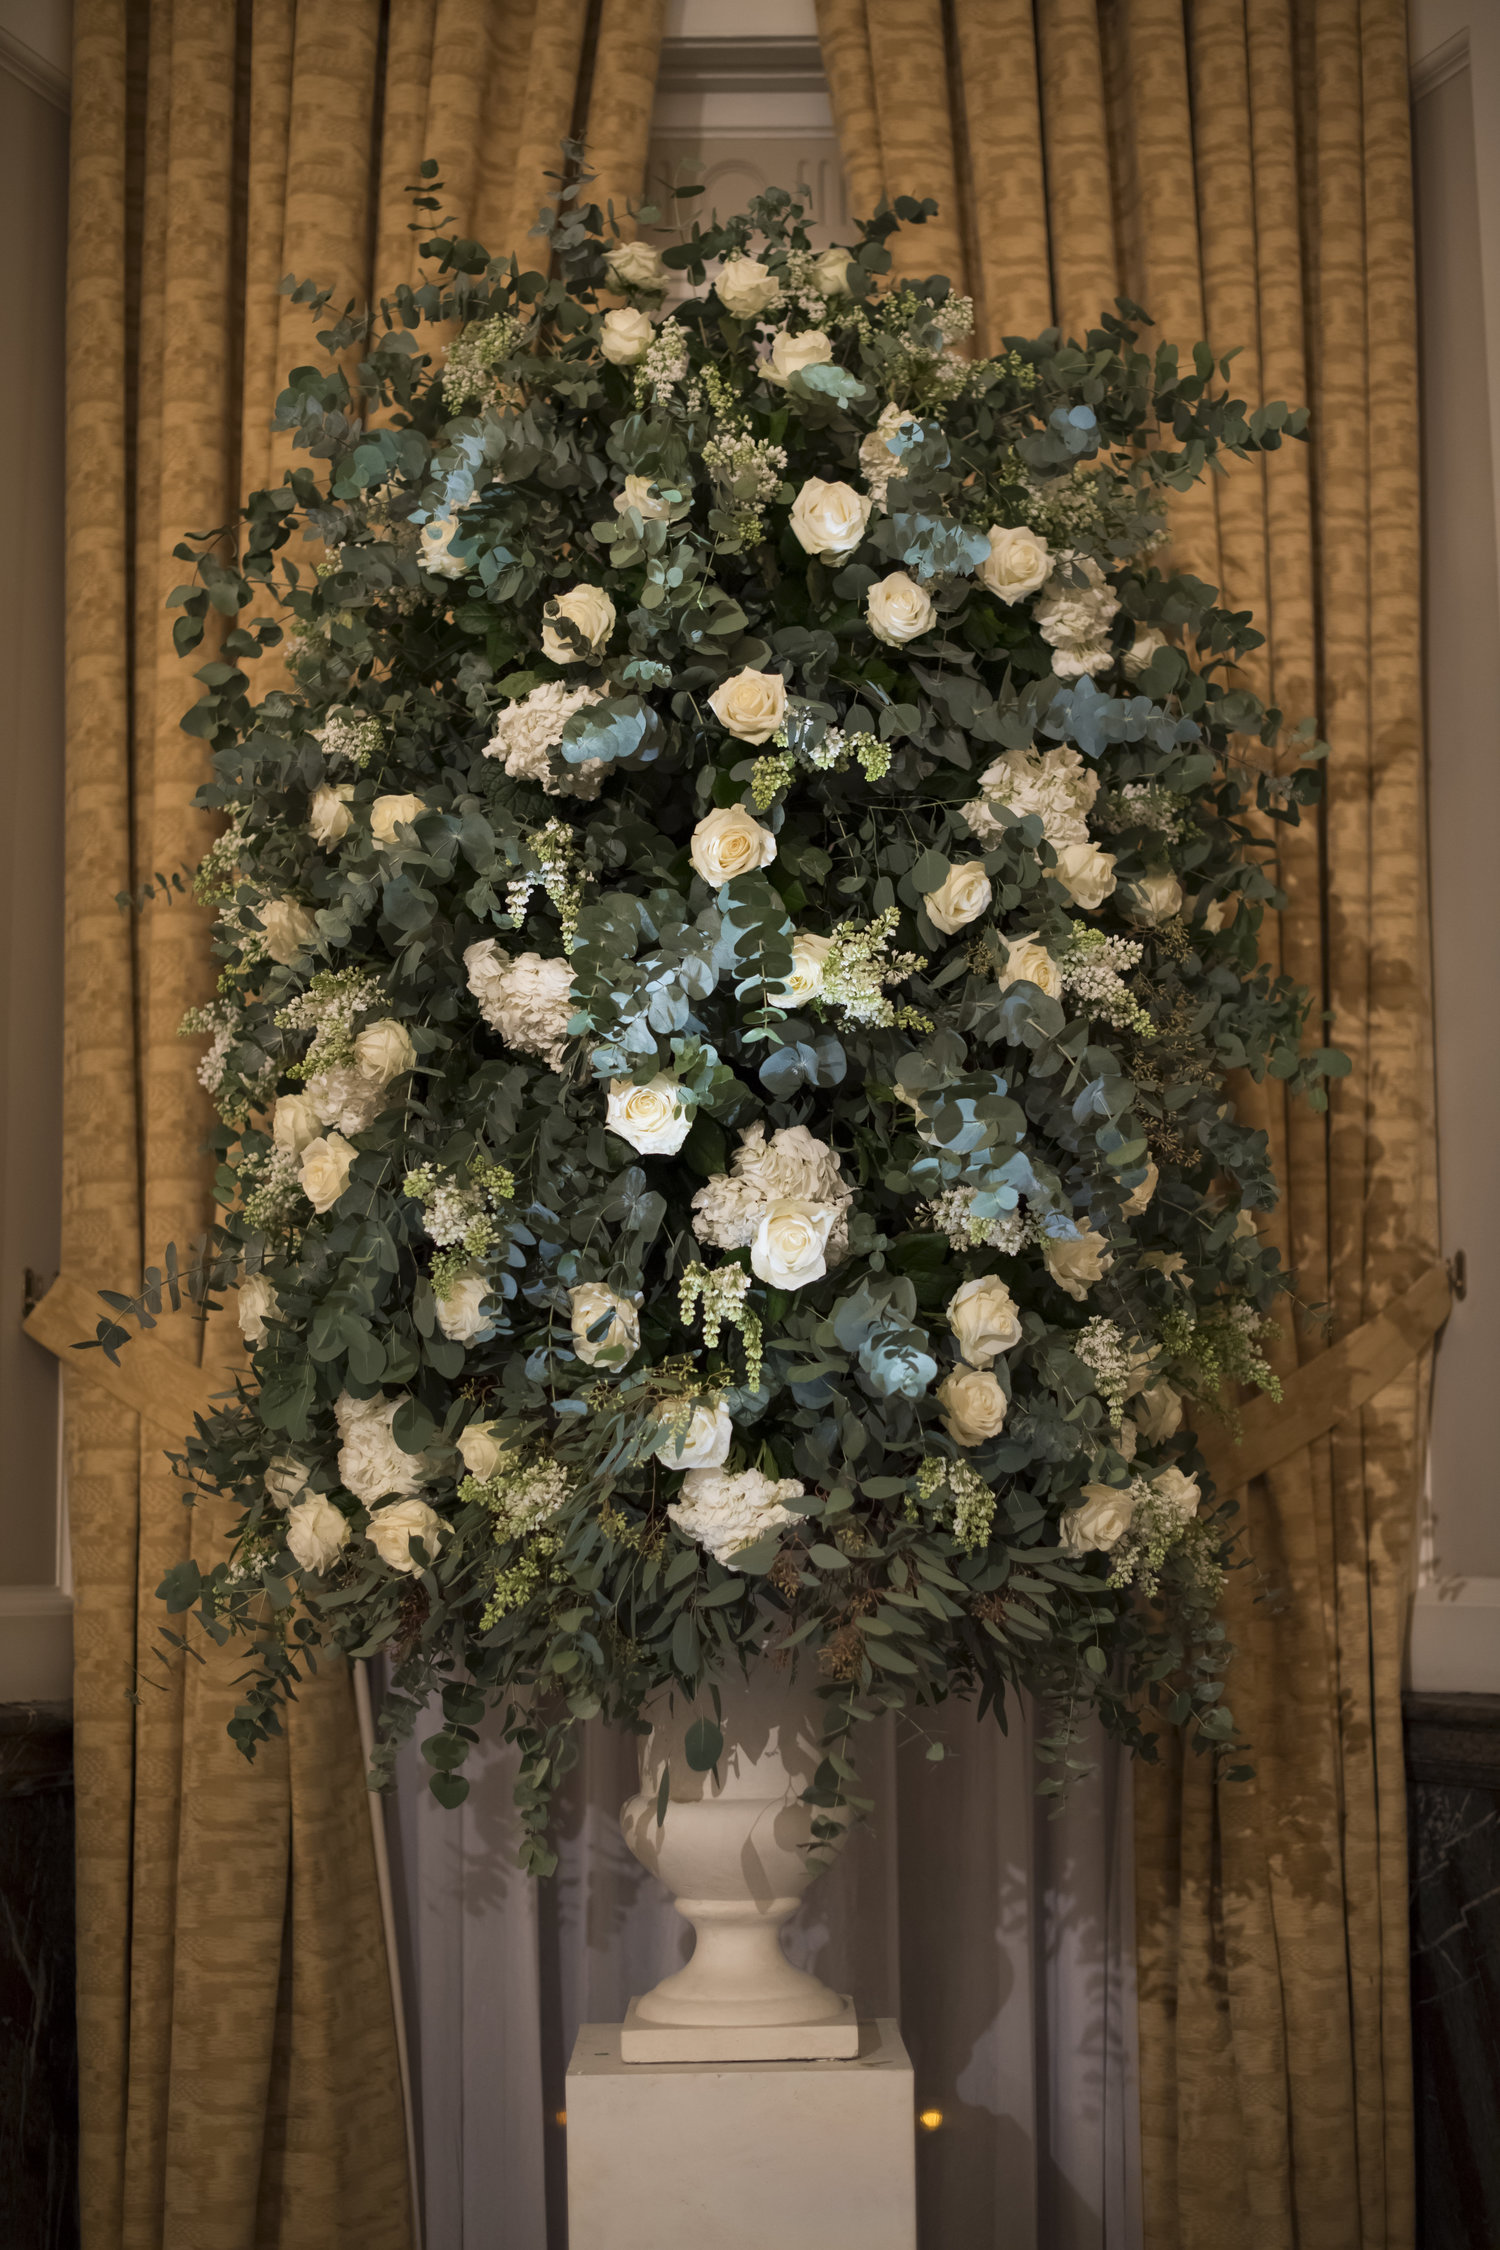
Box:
left=309, top=781, right=354, bottom=846
left=541, top=584, right=615, bottom=664
left=335, top=1391, right=428, bottom=1505
left=258, top=897, right=316, bottom=966
left=1042, top=1218, right=1113, bottom=1301
left=238, top=1272, right=277, bottom=1346
left=717, top=256, right=782, bottom=319
left=947, top=1275, right=1023, bottom=1367
left=435, top=1268, right=494, bottom=1344
left=977, top=524, right=1051, bottom=603
left=1120, top=1161, right=1159, bottom=1218
left=419, top=516, right=470, bottom=579
left=751, top=1198, right=837, bottom=1290
left=614, top=474, right=672, bottom=522
left=811, top=247, right=855, bottom=297
left=1123, top=625, right=1168, bottom=679
left=1132, top=1381, right=1183, bottom=1444
left=606, top=1073, right=692, bottom=1155
left=866, top=570, right=935, bottom=645
left=285, top=1494, right=351, bottom=1574
left=997, top=933, right=1063, bottom=1000
left=370, top=793, right=426, bottom=849
left=690, top=803, right=778, bottom=885
left=1051, top=840, right=1117, bottom=911
left=264, top=1454, right=310, bottom=1508
left=298, top=1132, right=357, bottom=1213
left=788, top=476, right=872, bottom=560
left=599, top=306, right=655, bottom=366
left=605, top=239, right=668, bottom=293
left=1123, top=870, right=1184, bottom=926
left=1152, top=1467, right=1201, bottom=1523
left=938, top=1366, right=1009, bottom=1446
left=764, top=327, right=834, bottom=386
left=367, top=1497, right=446, bottom=1576
left=706, top=667, right=787, bottom=744
left=654, top=1399, right=733, bottom=1470
left=923, top=861, right=993, bottom=936
left=785, top=931, right=834, bottom=1002
left=457, top=1420, right=504, bottom=1480
left=569, top=1283, right=640, bottom=1367
left=1058, top=1483, right=1135, bottom=1554
left=272, top=1092, right=323, bottom=1156
left=352, top=1018, right=415, bottom=1086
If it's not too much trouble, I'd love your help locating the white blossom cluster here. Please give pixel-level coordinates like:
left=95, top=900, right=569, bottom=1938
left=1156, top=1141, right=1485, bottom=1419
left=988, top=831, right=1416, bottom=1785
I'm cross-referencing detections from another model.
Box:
left=276, top=969, right=385, bottom=1078
left=1059, top=926, right=1151, bottom=1033
left=463, top=941, right=575, bottom=1068
left=442, top=311, right=522, bottom=409
left=816, top=911, right=928, bottom=1030
left=464, top=1450, right=570, bottom=1541
left=915, top=1456, right=996, bottom=1551
left=1072, top=1316, right=1153, bottom=1427
left=240, top=1146, right=302, bottom=1231
left=317, top=710, right=383, bottom=768
left=752, top=724, right=890, bottom=810
left=1033, top=554, right=1121, bottom=679
left=962, top=742, right=1099, bottom=851
left=504, top=820, right=584, bottom=946
left=921, top=1186, right=1033, bottom=1255
left=1094, top=781, right=1189, bottom=838
left=679, top=1262, right=762, bottom=1386
left=634, top=320, right=692, bottom=404
left=667, top=1465, right=804, bottom=1569
left=403, top=1158, right=515, bottom=1256
left=485, top=681, right=607, bottom=800
left=701, top=425, right=788, bottom=542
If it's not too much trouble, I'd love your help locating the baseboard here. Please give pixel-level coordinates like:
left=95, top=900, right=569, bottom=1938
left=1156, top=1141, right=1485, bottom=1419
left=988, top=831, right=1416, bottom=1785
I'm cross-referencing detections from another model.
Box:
left=0, top=1588, right=72, bottom=1702
left=1408, top=1578, right=1500, bottom=1693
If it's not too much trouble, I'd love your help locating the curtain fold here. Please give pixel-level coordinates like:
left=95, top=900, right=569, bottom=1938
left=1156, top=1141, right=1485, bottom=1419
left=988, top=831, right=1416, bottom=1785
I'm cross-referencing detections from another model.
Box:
left=62, top=4, right=666, bottom=2243
left=813, top=3, right=1433, bottom=2244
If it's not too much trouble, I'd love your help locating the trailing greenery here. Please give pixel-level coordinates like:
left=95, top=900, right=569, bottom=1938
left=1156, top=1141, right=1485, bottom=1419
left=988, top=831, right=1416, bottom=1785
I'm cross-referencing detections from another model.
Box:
left=108, top=158, right=1338, bottom=1872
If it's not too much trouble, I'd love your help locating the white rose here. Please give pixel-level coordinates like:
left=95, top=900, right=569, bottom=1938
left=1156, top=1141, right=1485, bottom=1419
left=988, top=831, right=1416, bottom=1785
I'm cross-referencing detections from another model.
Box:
left=258, top=897, right=316, bottom=966
left=706, top=668, right=787, bottom=745
left=238, top=1272, right=277, bottom=1345
left=1058, top=1483, right=1135, bottom=1554
left=614, top=474, right=672, bottom=522
left=867, top=571, right=935, bottom=645
left=977, top=524, right=1051, bottom=603
left=352, top=1017, right=415, bottom=1086
left=599, top=306, right=655, bottom=366
left=1132, top=1382, right=1183, bottom=1444
left=764, top=327, right=834, bottom=386
left=370, top=793, right=426, bottom=849
left=606, top=239, right=667, bottom=292
left=298, top=1131, right=357, bottom=1214
left=435, top=1268, right=494, bottom=1344
left=541, top=584, right=615, bottom=664
left=1042, top=1218, right=1112, bottom=1301
left=690, top=803, right=778, bottom=885
left=785, top=932, right=833, bottom=1002
left=367, top=1497, right=446, bottom=1576
left=716, top=257, right=782, bottom=319
left=997, top=933, right=1063, bottom=1001
left=1123, top=625, right=1168, bottom=679
left=264, top=1454, right=310, bottom=1508
left=947, top=1275, right=1023, bottom=1367
left=938, top=1366, right=1009, bottom=1446
left=285, top=1494, right=351, bottom=1574
left=570, top=1283, right=640, bottom=1367
left=811, top=247, right=855, bottom=297
left=606, top=1074, right=692, bottom=1155
left=272, top=1093, right=323, bottom=1156
left=668, top=1464, right=803, bottom=1569
left=309, top=781, right=354, bottom=846
left=1120, top=1161, right=1159, bottom=1218
left=419, top=517, right=470, bottom=579
left=457, top=1420, right=504, bottom=1480
left=335, top=1390, right=428, bottom=1505
left=1123, top=870, right=1184, bottom=926
left=751, top=1199, right=836, bottom=1290
left=788, top=476, right=872, bottom=560
left=923, top=860, right=993, bottom=936
left=654, top=1399, right=733, bottom=1470
left=1051, top=840, right=1117, bottom=911
left=1152, top=1467, right=1201, bottom=1524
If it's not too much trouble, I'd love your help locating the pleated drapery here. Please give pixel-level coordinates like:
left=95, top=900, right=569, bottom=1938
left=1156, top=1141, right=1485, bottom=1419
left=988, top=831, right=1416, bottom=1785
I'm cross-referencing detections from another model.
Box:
left=62, top=5, right=666, bottom=2244
left=814, top=3, right=1433, bottom=2244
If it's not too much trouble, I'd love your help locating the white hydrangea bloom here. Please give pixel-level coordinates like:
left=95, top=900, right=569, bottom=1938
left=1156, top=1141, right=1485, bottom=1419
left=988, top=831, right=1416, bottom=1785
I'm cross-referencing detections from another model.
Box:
left=304, top=1065, right=386, bottom=1137
left=667, top=1465, right=804, bottom=1568
left=1033, top=554, right=1120, bottom=679
left=485, top=681, right=607, bottom=800
left=962, top=743, right=1099, bottom=851
left=463, top=941, right=575, bottom=1069
left=334, top=1391, right=427, bottom=1506
left=691, top=1123, right=851, bottom=1262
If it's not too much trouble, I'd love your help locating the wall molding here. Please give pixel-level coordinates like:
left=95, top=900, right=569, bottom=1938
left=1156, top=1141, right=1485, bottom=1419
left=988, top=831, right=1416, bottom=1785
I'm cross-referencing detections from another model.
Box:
left=1412, top=27, right=1471, bottom=99
left=0, top=25, right=69, bottom=112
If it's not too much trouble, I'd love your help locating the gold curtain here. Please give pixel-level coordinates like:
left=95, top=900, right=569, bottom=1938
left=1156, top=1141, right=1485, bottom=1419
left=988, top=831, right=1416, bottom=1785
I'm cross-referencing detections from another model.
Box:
left=815, top=2, right=1433, bottom=2244
left=63, top=3, right=666, bottom=2244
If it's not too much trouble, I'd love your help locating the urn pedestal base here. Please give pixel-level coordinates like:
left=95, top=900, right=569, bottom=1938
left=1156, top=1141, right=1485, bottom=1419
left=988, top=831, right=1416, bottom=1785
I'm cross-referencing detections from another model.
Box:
left=566, top=2019, right=917, bottom=2250
left=619, top=1989, right=858, bottom=2063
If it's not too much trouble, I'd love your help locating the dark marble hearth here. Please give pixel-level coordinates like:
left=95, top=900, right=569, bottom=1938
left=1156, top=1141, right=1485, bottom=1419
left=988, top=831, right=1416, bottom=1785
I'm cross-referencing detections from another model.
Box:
left=0, top=1701, right=78, bottom=2250
left=1405, top=1691, right=1500, bottom=2250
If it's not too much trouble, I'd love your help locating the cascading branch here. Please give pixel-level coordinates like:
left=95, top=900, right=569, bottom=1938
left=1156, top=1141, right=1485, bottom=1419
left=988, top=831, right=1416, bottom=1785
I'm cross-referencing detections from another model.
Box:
left=130, top=162, right=1340, bottom=1871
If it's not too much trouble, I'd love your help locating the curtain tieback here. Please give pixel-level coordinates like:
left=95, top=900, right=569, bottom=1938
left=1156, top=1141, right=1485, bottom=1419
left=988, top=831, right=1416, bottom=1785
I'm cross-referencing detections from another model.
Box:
left=1192, top=1259, right=1452, bottom=1491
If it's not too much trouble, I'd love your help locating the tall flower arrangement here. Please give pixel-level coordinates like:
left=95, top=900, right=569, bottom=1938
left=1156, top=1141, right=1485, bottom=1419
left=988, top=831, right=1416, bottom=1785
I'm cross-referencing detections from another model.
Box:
left=124, top=165, right=1336, bottom=1869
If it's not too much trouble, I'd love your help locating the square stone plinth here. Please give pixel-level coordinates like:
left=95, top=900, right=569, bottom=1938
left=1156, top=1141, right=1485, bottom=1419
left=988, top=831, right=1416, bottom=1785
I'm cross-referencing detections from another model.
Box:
left=618, top=1991, right=860, bottom=2062
left=565, top=2019, right=916, bottom=2250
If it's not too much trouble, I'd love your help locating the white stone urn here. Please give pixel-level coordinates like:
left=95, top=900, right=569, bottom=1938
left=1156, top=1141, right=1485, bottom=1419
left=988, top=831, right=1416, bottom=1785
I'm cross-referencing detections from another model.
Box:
left=618, top=1659, right=859, bottom=2061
